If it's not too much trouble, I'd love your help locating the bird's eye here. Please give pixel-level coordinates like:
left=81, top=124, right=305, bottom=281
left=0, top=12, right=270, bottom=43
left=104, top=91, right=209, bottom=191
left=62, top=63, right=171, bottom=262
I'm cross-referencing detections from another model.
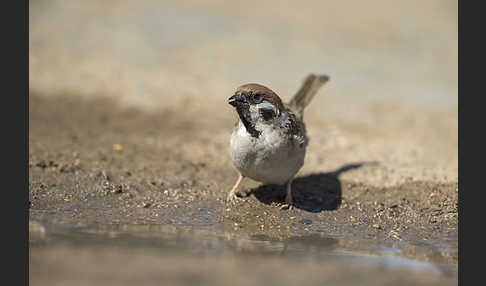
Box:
left=252, top=94, right=263, bottom=103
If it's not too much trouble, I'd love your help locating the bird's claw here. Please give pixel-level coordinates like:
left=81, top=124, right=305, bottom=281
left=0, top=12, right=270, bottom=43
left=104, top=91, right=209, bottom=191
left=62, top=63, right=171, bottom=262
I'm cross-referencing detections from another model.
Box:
left=226, top=192, right=241, bottom=204
left=279, top=203, right=293, bottom=210
left=280, top=194, right=294, bottom=210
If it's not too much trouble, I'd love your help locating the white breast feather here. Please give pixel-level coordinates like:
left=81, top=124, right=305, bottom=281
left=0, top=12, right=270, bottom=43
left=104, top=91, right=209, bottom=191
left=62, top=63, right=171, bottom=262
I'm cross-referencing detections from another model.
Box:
left=230, top=115, right=306, bottom=185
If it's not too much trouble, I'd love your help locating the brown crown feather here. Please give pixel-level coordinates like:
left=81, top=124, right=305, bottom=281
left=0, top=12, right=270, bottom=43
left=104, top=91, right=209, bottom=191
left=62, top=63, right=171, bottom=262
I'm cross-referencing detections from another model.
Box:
left=235, top=83, right=285, bottom=112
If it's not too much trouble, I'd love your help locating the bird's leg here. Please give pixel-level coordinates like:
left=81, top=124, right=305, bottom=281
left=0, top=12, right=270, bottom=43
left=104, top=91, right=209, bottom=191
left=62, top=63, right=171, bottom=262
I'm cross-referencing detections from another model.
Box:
left=285, top=179, right=293, bottom=204
left=227, top=173, right=244, bottom=203
left=280, top=179, right=294, bottom=210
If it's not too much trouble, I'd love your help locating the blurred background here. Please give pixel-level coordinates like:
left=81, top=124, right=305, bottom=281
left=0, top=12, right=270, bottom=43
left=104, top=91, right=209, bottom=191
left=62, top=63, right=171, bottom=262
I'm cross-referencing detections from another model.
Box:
left=29, top=0, right=458, bottom=285
left=29, top=0, right=457, bottom=108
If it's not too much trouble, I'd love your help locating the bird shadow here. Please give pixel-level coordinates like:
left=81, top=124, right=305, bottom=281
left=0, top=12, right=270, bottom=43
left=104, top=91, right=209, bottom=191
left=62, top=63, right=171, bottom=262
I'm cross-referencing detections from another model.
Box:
left=243, top=162, right=376, bottom=213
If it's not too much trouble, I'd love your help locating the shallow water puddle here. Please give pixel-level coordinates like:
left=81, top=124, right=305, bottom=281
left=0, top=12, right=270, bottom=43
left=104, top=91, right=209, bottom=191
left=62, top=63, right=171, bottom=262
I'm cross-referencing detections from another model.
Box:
left=30, top=222, right=457, bottom=276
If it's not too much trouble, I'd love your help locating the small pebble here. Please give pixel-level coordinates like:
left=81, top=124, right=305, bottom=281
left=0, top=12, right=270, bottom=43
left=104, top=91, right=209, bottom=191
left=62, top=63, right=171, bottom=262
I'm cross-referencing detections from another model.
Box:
left=113, top=144, right=123, bottom=151
left=300, top=219, right=313, bottom=225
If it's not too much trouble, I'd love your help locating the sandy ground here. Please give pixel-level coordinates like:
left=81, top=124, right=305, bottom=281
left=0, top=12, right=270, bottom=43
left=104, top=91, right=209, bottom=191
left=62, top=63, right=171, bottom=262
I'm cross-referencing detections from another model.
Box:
left=29, top=93, right=457, bottom=284
left=29, top=0, right=457, bottom=285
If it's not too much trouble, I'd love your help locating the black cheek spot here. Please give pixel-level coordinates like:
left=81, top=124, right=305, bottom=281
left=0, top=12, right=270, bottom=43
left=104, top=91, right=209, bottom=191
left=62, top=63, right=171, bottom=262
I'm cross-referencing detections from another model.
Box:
left=260, top=109, right=275, bottom=121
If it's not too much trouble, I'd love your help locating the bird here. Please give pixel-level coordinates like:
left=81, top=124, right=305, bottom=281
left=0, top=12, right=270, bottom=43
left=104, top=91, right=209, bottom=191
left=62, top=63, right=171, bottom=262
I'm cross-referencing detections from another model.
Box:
left=227, top=74, right=330, bottom=208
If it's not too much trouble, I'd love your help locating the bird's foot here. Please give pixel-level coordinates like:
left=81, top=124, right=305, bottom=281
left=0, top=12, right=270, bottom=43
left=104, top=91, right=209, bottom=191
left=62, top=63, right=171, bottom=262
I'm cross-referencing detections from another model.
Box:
left=279, top=203, right=293, bottom=210
left=227, top=174, right=244, bottom=205
left=226, top=191, right=241, bottom=205
left=279, top=196, right=294, bottom=210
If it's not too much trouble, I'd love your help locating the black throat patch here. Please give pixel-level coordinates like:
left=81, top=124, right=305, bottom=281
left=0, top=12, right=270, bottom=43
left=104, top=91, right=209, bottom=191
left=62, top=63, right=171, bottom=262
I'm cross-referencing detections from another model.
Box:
left=235, top=103, right=261, bottom=138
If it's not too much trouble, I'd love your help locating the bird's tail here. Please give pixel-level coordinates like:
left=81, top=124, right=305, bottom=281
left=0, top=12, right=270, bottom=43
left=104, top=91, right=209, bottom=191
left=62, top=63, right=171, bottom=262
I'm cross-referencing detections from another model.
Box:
left=287, top=74, right=330, bottom=119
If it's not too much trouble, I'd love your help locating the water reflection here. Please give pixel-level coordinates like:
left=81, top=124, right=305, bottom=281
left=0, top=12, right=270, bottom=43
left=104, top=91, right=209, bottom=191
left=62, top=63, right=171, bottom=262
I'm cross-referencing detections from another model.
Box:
left=30, top=222, right=457, bottom=275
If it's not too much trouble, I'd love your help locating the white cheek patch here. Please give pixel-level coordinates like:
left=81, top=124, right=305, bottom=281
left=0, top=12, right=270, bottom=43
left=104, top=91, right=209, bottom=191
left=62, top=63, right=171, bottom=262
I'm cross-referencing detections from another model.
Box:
left=248, top=104, right=261, bottom=121
left=256, top=101, right=278, bottom=115
left=249, top=101, right=277, bottom=122
left=250, top=101, right=280, bottom=129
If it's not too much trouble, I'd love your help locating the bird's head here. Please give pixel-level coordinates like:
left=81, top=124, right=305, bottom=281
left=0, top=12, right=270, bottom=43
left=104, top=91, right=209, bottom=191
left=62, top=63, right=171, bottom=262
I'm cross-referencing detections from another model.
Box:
left=228, top=84, right=285, bottom=133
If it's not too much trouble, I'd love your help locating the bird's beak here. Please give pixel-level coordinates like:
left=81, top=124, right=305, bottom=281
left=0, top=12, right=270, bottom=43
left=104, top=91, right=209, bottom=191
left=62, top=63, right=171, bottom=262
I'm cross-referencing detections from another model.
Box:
left=228, top=93, right=245, bottom=107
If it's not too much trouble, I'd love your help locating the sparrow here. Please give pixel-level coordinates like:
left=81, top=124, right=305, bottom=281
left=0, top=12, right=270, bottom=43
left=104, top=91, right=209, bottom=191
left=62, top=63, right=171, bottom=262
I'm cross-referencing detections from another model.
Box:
left=227, top=74, right=330, bottom=207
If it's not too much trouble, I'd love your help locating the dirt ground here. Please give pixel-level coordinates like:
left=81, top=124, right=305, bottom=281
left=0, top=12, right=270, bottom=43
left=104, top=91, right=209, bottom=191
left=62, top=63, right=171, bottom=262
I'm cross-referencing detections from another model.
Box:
left=29, top=92, right=457, bottom=240
left=29, top=0, right=457, bottom=285
left=29, top=92, right=457, bottom=283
